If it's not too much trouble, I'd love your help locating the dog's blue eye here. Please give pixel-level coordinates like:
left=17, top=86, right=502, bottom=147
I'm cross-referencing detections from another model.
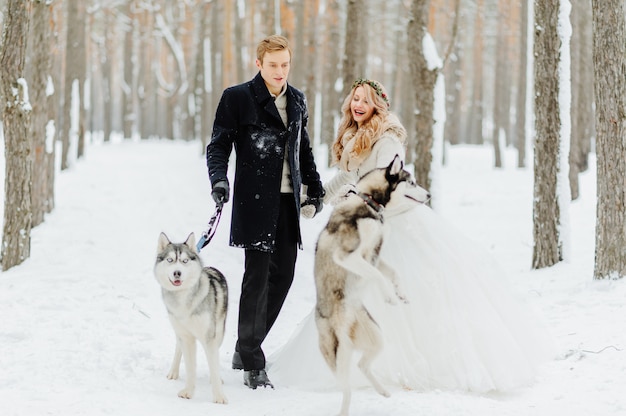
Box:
left=182, top=259, right=188, bottom=264
left=167, top=258, right=173, bottom=263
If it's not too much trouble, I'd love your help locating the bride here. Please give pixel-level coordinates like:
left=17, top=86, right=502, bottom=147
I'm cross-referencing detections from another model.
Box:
left=269, top=79, right=555, bottom=393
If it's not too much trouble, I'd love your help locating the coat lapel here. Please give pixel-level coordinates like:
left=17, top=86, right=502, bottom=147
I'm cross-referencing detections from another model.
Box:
left=285, top=87, right=301, bottom=132
left=251, top=72, right=284, bottom=127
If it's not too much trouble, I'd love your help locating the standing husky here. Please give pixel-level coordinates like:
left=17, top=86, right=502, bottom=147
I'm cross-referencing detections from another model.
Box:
left=154, top=232, right=228, bottom=404
left=314, top=156, right=422, bottom=416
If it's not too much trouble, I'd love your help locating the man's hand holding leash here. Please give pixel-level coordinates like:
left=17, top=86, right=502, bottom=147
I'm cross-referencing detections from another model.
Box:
left=211, top=180, right=230, bottom=208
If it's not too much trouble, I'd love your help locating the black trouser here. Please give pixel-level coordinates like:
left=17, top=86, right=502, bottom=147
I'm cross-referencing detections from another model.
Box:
left=236, top=194, right=298, bottom=371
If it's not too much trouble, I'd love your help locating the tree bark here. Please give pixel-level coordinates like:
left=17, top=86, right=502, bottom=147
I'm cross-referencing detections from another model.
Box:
left=466, top=0, right=484, bottom=145
left=302, top=0, right=320, bottom=145
left=532, top=0, right=564, bottom=269
left=1, top=0, right=32, bottom=270
left=320, top=0, right=341, bottom=167
left=61, top=0, right=87, bottom=167
left=444, top=40, right=462, bottom=146
left=122, top=0, right=136, bottom=139
left=342, top=0, right=368, bottom=98
left=592, top=0, right=626, bottom=279
left=491, top=0, right=510, bottom=169
left=27, top=0, right=55, bottom=227
left=569, top=0, right=594, bottom=199
left=516, top=0, right=529, bottom=168
left=408, top=0, right=439, bottom=193
left=195, top=0, right=211, bottom=150
left=102, top=9, right=113, bottom=142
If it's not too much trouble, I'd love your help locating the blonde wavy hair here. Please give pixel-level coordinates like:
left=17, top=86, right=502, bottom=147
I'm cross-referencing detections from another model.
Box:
left=331, top=79, right=406, bottom=166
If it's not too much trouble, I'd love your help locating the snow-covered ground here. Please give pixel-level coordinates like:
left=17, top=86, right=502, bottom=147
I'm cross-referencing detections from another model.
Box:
left=0, top=138, right=624, bottom=416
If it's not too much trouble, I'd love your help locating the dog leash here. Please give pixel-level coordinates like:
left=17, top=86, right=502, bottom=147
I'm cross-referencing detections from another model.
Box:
left=196, top=204, right=224, bottom=252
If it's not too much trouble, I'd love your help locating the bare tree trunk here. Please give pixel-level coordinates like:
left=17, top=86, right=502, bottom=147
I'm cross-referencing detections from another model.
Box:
left=399, top=43, right=417, bottom=163
left=1, top=0, right=32, bottom=270
left=532, top=0, right=568, bottom=269
left=27, top=0, right=54, bottom=227
left=569, top=0, right=594, bottom=199
left=135, top=3, right=151, bottom=139
left=516, top=0, right=529, bottom=168
left=234, top=1, right=245, bottom=84
left=341, top=0, right=368, bottom=98
left=492, top=0, right=512, bottom=168
left=122, top=0, right=136, bottom=139
left=210, top=0, right=223, bottom=119
left=302, top=0, right=320, bottom=145
left=60, top=0, right=86, bottom=168
left=466, top=0, right=484, bottom=145
left=74, top=2, right=86, bottom=159
left=408, top=0, right=439, bottom=193
left=593, top=0, right=626, bottom=280
left=578, top=1, right=594, bottom=173
left=444, top=41, right=462, bottom=146
left=222, top=0, right=235, bottom=89
left=195, top=1, right=211, bottom=150
left=291, top=0, right=306, bottom=89
left=320, top=0, right=341, bottom=167
left=102, top=9, right=113, bottom=142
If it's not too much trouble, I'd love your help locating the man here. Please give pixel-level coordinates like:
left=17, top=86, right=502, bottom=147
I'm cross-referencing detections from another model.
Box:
left=206, top=34, right=324, bottom=389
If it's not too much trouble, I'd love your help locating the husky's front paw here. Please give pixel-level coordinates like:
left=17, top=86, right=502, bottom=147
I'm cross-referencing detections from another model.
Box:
left=177, top=387, right=194, bottom=399
left=166, top=369, right=179, bottom=380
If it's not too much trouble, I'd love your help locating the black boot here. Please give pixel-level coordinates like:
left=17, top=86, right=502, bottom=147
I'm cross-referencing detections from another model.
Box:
left=243, top=369, right=274, bottom=389
left=232, top=351, right=244, bottom=370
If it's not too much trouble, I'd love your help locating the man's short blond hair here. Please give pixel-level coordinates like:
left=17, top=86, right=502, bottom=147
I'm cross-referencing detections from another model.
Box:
left=256, top=34, right=292, bottom=64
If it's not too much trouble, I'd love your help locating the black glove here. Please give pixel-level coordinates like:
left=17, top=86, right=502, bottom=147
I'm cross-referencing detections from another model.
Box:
left=300, top=197, right=323, bottom=219
left=211, top=180, right=229, bottom=207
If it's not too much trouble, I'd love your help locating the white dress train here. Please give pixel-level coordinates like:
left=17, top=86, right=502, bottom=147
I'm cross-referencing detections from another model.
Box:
left=268, top=200, right=555, bottom=393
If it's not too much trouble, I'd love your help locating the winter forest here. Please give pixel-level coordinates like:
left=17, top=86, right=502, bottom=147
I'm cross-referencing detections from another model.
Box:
left=0, top=0, right=625, bottom=280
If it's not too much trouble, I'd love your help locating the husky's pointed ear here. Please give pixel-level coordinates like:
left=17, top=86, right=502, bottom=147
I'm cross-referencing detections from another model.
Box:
left=387, top=154, right=404, bottom=176
left=184, top=232, right=197, bottom=252
left=157, top=232, right=171, bottom=252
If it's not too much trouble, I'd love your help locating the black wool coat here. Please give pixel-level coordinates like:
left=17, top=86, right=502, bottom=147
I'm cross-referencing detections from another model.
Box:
left=206, top=72, right=324, bottom=252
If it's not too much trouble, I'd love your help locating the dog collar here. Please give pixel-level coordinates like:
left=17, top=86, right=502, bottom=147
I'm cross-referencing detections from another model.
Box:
left=349, top=190, right=385, bottom=216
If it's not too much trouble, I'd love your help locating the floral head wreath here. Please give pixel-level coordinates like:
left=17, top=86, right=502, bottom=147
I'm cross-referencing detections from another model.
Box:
left=352, top=78, right=390, bottom=107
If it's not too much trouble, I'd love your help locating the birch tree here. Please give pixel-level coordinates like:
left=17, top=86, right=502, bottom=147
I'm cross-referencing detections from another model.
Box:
left=1, top=0, right=32, bottom=270
left=592, top=0, right=626, bottom=280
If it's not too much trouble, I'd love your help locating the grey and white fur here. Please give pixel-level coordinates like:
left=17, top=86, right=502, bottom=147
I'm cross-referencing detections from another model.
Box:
left=314, top=155, right=428, bottom=416
left=154, top=232, right=228, bottom=404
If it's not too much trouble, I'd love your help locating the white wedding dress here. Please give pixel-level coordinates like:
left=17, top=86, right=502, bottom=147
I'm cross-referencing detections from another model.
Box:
left=268, top=197, right=556, bottom=393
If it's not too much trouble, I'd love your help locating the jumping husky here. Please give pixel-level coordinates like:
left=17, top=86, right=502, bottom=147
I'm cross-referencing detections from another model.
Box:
left=154, top=232, right=228, bottom=404
left=314, top=156, right=429, bottom=416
